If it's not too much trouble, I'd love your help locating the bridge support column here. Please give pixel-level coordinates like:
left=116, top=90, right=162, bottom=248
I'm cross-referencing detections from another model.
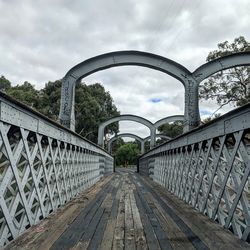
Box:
left=107, top=141, right=112, bottom=154
left=150, top=127, right=156, bottom=149
left=140, top=141, right=145, bottom=154
left=59, top=77, right=77, bottom=131
left=184, top=78, right=200, bottom=132
left=98, top=125, right=105, bottom=147
left=141, top=141, right=145, bottom=154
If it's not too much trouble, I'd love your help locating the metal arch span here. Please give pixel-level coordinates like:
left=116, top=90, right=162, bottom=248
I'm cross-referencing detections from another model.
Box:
left=107, top=133, right=144, bottom=154
left=98, top=114, right=156, bottom=149
left=64, top=50, right=190, bottom=84
left=154, top=115, right=185, bottom=129
left=59, top=50, right=192, bottom=131
left=143, top=134, right=172, bottom=142
left=193, top=52, right=250, bottom=82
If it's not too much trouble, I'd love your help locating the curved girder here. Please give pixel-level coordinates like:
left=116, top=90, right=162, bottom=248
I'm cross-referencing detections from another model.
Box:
left=107, top=133, right=144, bottom=154
left=65, top=50, right=191, bottom=85
left=143, top=134, right=172, bottom=142
left=193, top=52, right=250, bottom=82
left=109, top=133, right=143, bottom=145
left=99, top=114, right=153, bottom=130
left=59, top=50, right=250, bottom=133
left=98, top=114, right=155, bottom=148
left=154, top=115, right=185, bottom=129
left=59, top=51, right=192, bottom=131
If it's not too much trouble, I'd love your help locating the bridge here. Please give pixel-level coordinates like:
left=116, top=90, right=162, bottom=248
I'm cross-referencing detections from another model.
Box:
left=0, top=50, right=250, bottom=249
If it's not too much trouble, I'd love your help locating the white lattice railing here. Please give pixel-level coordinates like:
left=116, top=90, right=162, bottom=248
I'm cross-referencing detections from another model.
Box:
left=0, top=92, right=113, bottom=247
left=139, top=103, right=250, bottom=242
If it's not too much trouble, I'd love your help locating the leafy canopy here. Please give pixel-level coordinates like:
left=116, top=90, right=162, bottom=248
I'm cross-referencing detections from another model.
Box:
left=115, top=142, right=140, bottom=167
left=1, top=77, right=120, bottom=143
left=199, top=36, right=250, bottom=109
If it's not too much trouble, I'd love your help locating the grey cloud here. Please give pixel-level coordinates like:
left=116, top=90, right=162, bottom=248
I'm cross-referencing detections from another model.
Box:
left=0, top=0, right=249, bottom=137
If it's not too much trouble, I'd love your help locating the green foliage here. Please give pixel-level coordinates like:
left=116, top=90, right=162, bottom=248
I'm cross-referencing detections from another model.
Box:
left=0, top=75, right=11, bottom=91
left=200, top=36, right=250, bottom=108
left=111, top=137, right=125, bottom=155
left=202, top=113, right=221, bottom=124
left=38, top=80, right=62, bottom=121
left=158, top=121, right=184, bottom=138
left=6, top=81, right=40, bottom=108
left=75, top=83, right=119, bottom=143
left=1, top=76, right=120, bottom=143
left=115, top=142, right=140, bottom=167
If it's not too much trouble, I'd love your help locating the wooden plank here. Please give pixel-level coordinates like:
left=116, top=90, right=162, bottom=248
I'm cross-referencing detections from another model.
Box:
left=50, top=177, right=115, bottom=250
left=136, top=189, right=173, bottom=250
left=87, top=176, right=121, bottom=250
left=99, top=176, right=124, bottom=250
left=136, top=174, right=209, bottom=250
left=129, top=192, right=147, bottom=250
left=139, top=174, right=250, bottom=249
left=5, top=175, right=113, bottom=250
left=124, top=192, right=136, bottom=250
left=149, top=193, right=196, bottom=250
left=133, top=191, right=160, bottom=250
left=112, top=183, right=125, bottom=249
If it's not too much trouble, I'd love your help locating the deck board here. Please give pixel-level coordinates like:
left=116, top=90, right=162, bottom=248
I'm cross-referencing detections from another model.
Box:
left=6, top=169, right=250, bottom=250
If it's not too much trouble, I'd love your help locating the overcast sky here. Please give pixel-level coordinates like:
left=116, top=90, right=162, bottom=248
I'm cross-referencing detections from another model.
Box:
left=0, top=0, right=250, bottom=139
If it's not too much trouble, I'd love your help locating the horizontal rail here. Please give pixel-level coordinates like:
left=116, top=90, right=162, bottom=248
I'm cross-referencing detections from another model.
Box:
left=0, top=92, right=113, bottom=247
left=139, top=103, right=250, bottom=242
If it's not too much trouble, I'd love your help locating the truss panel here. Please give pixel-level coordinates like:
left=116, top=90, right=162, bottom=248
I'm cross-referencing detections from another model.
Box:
left=0, top=95, right=113, bottom=247
left=139, top=103, right=250, bottom=242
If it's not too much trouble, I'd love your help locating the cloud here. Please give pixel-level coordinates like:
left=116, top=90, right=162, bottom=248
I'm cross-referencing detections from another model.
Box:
left=0, top=0, right=249, bottom=137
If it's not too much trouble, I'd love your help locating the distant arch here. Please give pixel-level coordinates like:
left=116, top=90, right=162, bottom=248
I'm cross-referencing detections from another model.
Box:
left=154, top=115, right=185, bottom=130
left=98, top=114, right=156, bottom=149
left=107, top=133, right=144, bottom=154
left=108, top=133, right=172, bottom=155
left=143, top=134, right=172, bottom=142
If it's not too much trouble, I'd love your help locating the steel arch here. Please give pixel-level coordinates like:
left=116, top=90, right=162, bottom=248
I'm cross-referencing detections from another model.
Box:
left=98, top=114, right=155, bottom=149
left=143, top=134, right=172, bottom=142
left=154, top=115, right=185, bottom=129
left=107, top=133, right=144, bottom=154
left=59, top=50, right=193, bottom=131
left=193, top=52, right=250, bottom=82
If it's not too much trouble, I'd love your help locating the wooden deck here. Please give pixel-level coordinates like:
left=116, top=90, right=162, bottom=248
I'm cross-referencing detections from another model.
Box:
left=6, top=169, right=250, bottom=250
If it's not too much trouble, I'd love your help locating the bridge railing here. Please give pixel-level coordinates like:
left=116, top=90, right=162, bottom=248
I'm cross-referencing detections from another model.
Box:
left=139, top=103, right=250, bottom=242
left=0, top=92, right=113, bottom=247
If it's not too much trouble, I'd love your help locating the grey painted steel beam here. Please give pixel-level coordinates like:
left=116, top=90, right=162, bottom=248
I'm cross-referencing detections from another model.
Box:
left=98, top=114, right=155, bottom=149
left=107, top=133, right=144, bottom=154
left=58, top=50, right=200, bottom=132
left=0, top=92, right=114, bottom=247
left=59, top=51, right=250, bottom=133
left=154, top=115, right=184, bottom=129
left=107, top=133, right=172, bottom=155
left=139, top=102, right=250, bottom=242
left=193, top=52, right=250, bottom=82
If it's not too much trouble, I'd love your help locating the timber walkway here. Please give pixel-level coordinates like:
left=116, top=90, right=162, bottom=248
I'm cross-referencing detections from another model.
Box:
left=6, top=168, right=249, bottom=250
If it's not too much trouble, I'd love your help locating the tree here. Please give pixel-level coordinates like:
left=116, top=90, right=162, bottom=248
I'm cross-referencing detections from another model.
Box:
left=157, top=121, right=184, bottom=138
left=1, top=76, right=120, bottom=143
left=74, top=82, right=119, bottom=143
left=39, top=81, right=120, bottom=143
left=111, top=137, right=125, bottom=155
left=6, top=81, right=40, bottom=108
left=199, top=36, right=250, bottom=109
left=115, top=142, right=140, bottom=167
left=0, top=75, right=11, bottom=91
